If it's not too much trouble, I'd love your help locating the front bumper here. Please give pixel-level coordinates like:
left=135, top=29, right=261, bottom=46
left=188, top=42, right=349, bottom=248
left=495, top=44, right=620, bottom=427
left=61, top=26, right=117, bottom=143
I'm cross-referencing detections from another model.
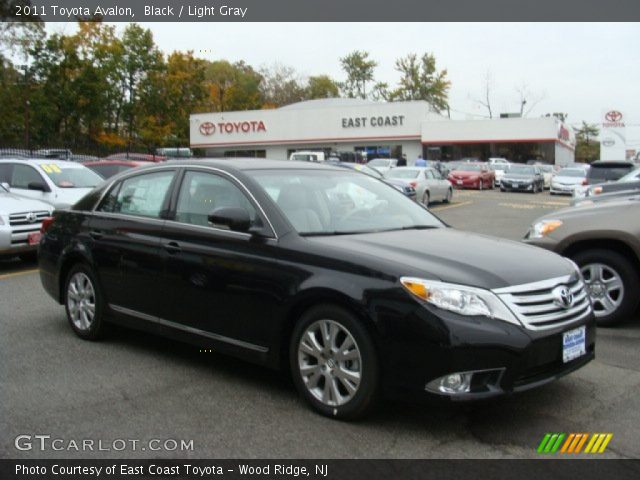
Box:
left=501, top=180, right=534, bottom=191
left=550, top=184, right=577, bottom=195
left=449, top=177, right=480, bottom=189
left=0, top=226, right=40, bottom=256
left=377, top=297, right=596, bottom=401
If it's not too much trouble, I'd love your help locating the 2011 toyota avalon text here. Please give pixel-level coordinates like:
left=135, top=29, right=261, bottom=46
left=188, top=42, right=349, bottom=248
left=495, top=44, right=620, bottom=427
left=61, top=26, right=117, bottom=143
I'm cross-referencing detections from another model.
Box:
left=39, top=159, right=595, bottom=419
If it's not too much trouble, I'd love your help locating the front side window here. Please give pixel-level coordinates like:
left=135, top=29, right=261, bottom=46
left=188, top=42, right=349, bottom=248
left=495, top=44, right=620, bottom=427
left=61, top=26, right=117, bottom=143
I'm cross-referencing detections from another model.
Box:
left=251, top=169, right=444, bottom=235
left=101, top=170, right=175, bottom=218
left=11, top=164, right=45, bottom=189
left=175, top=171, right=257, bottom=227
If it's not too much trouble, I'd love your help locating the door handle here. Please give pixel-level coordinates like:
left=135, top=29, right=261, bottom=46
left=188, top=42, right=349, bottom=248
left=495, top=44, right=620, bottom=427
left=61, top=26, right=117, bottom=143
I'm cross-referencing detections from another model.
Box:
left=89, top=230, right=104, bottom=240
left=163, top=241, right=181, bottom=254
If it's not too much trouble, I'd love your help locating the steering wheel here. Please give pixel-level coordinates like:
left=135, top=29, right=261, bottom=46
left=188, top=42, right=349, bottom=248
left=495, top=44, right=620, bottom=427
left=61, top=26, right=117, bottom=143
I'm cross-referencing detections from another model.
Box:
left=340, top=206, right=372, bottom=224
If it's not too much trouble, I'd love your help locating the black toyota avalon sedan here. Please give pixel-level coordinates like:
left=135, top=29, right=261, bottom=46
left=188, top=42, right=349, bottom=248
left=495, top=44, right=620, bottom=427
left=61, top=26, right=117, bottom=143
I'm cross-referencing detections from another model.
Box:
left=39, top=159, right=595, bottom=419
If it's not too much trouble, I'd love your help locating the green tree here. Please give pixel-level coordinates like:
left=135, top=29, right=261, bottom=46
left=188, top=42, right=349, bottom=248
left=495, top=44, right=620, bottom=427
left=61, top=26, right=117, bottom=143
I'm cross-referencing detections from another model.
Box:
left=575, top=121, right=599, bottom=162
left=202, top=60, right=262, bottom=112
left=389, top=53, right=450, bottom=112
left=339, top=50, right=377, bottom=99
left=120, top=24, right=163, bottom=148
left=306, top=75, right=339, bottom=99
left=0, top=56, right=24, bottom=145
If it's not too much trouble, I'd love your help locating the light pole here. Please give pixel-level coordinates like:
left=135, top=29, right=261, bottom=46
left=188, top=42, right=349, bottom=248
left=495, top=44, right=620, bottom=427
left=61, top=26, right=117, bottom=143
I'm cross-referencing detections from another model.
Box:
left=18, top=64, right=31, bottom=152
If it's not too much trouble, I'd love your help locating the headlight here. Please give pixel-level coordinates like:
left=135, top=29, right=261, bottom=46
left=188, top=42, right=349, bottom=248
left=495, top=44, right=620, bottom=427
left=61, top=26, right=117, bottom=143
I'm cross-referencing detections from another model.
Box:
left=528, top=219, right=563, bottom=238
left=400, top=277, right=519, bottom=324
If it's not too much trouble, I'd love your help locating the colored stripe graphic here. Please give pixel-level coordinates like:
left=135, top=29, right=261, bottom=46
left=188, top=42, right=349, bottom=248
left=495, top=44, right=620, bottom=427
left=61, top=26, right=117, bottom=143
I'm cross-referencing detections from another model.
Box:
left=538, top=433, right=613, bottom=454
left=537, top=433, right=565, bottom=453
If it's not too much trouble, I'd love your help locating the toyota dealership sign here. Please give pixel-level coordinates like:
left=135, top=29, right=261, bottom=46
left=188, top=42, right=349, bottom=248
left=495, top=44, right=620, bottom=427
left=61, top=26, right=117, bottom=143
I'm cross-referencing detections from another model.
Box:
left=601, top=109, right=626, bottom=161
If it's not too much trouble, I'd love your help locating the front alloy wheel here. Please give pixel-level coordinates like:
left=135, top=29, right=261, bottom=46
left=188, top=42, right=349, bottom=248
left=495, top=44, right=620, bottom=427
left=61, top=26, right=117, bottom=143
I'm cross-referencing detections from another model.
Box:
left=298, top=320, right=362, bottom=407
left=574, top=249, right=640, bottom=326
left=290, top=305, right=378, bottom=419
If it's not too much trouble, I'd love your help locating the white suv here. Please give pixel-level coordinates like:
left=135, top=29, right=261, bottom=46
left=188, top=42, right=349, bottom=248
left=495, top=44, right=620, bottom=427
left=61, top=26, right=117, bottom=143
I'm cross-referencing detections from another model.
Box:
left=0, top=182, right=53, bottom=258
left=0, top=158, right=103, bottom=209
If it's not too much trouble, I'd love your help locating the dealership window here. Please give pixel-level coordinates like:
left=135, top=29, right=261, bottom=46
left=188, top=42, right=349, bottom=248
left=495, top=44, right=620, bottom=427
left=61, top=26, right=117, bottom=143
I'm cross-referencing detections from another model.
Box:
left=223, top=150, right=266, bottom=158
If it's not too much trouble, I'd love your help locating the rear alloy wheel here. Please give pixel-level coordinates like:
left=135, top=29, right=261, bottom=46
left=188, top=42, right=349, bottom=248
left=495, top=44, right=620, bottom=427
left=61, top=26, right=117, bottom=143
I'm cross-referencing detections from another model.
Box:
left=422, top=191, right=430, bottom=207
left=573, top=249, right=640, bottom=326
left=290, top=305, right=378, bottom=419
left=444, top=188, right=452, bottom=203
left=65, top=264, right=106, bottom=340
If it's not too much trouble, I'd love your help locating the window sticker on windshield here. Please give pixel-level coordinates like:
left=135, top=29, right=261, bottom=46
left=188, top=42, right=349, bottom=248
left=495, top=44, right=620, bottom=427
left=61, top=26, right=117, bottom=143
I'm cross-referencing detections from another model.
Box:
left=41, top=164, right=62, bottom=174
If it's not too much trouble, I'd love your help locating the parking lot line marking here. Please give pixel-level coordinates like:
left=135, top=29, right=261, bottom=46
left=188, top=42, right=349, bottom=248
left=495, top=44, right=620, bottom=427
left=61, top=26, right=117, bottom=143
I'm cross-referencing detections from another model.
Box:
left=0, top=268, right=39, bottom=281
left=431, top=200, right=473, bottom=212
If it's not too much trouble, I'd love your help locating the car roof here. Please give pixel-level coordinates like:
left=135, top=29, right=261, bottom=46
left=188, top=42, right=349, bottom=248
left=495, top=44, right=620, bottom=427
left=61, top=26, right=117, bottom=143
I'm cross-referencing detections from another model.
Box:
left=0, top=158, right=85, bottom=167
left=84, top=160, right=147, bottom=166
left=147, top=158, right=346, bottom=173
left=590, top=160, right=635, bottom=167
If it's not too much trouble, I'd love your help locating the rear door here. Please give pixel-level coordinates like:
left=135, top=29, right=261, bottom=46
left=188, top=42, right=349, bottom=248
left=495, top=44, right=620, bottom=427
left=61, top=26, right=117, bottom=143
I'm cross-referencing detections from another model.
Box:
left=89, top=168, right=178, bottom=318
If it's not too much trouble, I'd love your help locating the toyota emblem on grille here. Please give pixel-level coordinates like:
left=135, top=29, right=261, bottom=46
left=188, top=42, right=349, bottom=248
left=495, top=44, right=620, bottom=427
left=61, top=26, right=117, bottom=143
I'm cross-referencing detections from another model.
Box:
left=552, top=286, right=574, bottom=309
left=26, top=212, right=37, bottom=223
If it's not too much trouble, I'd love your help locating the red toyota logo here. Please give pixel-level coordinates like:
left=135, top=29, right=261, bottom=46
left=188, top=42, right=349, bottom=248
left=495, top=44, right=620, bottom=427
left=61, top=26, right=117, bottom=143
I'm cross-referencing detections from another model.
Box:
left=199, top=122, right=216, bottom=136
left=605, top=111, right=623, bottom=122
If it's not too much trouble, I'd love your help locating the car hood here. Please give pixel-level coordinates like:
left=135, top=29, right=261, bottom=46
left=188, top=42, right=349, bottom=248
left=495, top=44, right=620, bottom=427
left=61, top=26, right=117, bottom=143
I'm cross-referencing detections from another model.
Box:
left=306, top=228, right=574, bottom=290
left=553, top=176, right=584, bottom=185
left=0, top=192, right=52, bottom=214
left=51, top=188, right=94, bottom=209
left=541, top=196, right=640, bottom=220
left=503, top=174, right=535, bottom=181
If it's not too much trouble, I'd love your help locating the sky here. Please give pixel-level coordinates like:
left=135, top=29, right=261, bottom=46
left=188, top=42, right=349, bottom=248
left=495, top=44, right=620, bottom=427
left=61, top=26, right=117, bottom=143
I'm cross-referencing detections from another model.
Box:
left=47, top=22, right=640, bottom=143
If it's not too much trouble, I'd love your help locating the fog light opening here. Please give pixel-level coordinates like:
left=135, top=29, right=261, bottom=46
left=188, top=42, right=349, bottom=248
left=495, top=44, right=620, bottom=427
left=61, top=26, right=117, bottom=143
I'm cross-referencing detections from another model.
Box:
left=426, top=368, right=504, bottom=395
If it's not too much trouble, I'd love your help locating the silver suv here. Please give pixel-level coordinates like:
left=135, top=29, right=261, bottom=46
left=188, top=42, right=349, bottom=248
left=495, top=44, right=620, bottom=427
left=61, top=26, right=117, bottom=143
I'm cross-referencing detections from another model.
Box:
left=0, top=183, right=52, bottom=258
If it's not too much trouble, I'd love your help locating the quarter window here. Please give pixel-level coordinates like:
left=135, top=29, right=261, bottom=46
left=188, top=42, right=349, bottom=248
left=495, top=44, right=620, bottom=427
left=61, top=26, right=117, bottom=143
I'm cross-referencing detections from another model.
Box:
left=175, top=171, right=256, bottom=227
left=101, top=171, right=175, bottom=218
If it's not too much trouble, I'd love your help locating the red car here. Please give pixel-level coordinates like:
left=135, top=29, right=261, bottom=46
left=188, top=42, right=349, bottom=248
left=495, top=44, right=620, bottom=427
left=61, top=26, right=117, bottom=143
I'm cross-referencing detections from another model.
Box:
left=84, top=160, right=149, bottom=179
left=448, top=163, right=495, bottom=190
left=104, top=153, right=167, bottom=163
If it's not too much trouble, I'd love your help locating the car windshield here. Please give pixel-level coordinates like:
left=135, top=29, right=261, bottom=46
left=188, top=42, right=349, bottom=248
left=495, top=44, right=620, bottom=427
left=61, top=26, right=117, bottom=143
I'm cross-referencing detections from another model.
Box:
left=558, top=169, right=585, bottom=178
left=347, top=163, right=383, bottom=179
left=367, top=159, right=390, bottom=167
left=617, top=169, right=640, bottom=183
left=38, top=163, right=102, bottom=188
left=385, top=169, right=420, bottom=179
left=489, top=164, right=509, bottom=171
left=454, top=164, right=482, bottom=172
left=251, top=169, right=444, bottom=235
left=508, top=166, right=536, bottom=175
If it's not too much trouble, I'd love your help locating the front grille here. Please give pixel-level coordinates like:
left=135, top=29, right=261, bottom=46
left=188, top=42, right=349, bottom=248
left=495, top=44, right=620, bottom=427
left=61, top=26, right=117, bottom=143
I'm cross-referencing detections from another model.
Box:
left=9, top=211, right=49, bottom=226
left=493, top=275, right=591, bottom=330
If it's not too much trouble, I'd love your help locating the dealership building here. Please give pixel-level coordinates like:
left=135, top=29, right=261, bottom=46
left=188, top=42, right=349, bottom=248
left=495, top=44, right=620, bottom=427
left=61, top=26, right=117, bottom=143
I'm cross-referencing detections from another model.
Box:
left=190, top=98, right=576, bottom=165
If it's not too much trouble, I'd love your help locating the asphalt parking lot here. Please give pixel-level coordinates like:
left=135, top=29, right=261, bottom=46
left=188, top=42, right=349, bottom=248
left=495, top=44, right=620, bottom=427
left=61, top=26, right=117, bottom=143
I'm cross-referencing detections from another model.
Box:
left=1, top=189, right=639, bottom=460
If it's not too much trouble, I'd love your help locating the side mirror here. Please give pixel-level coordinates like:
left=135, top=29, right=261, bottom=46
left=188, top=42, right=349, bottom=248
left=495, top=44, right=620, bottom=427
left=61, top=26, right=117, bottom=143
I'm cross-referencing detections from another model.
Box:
left=28, top=181, right=47, bottom=192
left=208, top=206, right=252, bottom=232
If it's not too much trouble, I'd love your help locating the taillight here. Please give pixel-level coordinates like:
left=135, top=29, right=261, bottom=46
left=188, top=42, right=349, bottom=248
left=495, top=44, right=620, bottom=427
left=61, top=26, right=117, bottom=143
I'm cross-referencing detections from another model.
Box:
left=409, top=181, right=418, bottom=188
left=581, top=179, right=588, bottom=185
left=41, top=217, right=55, bottom=233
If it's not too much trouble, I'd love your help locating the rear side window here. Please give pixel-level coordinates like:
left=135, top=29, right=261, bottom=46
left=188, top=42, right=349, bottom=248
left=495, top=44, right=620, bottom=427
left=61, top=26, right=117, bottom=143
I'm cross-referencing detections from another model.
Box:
left=0, top=163, right=13, bottom=184
left=88, top=164, right=130, bottom=179
left=98, top=171, right=175, bottom=218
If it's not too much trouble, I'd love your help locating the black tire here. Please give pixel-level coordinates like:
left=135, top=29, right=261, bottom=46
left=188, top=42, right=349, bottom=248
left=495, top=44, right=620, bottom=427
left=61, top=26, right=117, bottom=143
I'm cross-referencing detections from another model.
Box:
left=500, top=187, right=506, bottom=192
left=289, top=304, right=379, bottom=420
left=444, top=188, right=452, bottom=203
left=422, top=191, right=430, bottom=207
left=572, top=249, right=640, bottom=327
left=64, top=263, right=107, bottom=340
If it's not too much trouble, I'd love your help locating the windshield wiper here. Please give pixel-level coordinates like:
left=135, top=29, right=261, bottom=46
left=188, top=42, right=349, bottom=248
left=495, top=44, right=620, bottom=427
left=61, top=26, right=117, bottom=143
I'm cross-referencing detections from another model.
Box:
left=400, top=225, right=439, bottom=230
